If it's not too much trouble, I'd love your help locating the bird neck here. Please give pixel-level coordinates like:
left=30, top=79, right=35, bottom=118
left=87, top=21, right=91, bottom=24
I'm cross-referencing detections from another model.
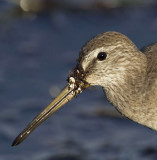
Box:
left=103, top=52, right=149, bottom=125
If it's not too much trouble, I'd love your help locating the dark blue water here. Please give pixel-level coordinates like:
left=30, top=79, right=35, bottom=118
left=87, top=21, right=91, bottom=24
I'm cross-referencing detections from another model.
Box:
left=1, top=3, right=157, bottom=160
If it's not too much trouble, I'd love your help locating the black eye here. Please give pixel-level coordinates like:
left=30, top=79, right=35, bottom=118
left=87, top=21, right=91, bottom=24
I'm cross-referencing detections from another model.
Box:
left=97, top=52, right=107, bottom=61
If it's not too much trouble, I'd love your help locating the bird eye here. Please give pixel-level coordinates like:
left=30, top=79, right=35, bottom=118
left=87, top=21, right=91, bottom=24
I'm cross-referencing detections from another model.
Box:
left=97, top=52, right=107, bottom=61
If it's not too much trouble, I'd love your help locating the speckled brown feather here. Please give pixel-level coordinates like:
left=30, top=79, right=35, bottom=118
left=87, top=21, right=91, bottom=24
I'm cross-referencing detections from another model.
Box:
left=77, top=31, right=157, bottom=130
left=11, top=31, right=157, bottom=146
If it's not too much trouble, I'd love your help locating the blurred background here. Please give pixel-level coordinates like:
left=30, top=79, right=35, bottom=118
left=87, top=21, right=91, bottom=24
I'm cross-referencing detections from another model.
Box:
left=1, top=0, right=157, bottom=160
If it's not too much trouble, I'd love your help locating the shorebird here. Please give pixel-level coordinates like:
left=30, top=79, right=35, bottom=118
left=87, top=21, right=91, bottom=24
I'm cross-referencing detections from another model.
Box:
left=12, top=31, right=157, bottom=146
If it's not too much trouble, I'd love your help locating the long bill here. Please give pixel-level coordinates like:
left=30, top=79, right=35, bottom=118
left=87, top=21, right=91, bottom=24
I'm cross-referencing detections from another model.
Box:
left=12, top=84, right=82, bottom=146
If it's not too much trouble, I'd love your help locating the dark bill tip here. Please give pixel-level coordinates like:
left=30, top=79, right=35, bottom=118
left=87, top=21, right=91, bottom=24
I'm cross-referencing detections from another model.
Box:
left=11, top=84, right=79, bottom=146
left=12, top=137, right=20, bottom=146
left=11, top=75, right=89, bottom=146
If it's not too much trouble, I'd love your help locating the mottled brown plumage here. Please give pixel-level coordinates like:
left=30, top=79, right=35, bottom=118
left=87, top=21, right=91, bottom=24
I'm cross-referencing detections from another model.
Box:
left=12, top=31, right=157, bottom=146
left=79, top=31, right=157, bottom=130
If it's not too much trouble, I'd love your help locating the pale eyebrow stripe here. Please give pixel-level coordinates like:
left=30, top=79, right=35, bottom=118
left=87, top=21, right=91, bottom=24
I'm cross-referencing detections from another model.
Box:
left=82, top=47, right=105, bottom=70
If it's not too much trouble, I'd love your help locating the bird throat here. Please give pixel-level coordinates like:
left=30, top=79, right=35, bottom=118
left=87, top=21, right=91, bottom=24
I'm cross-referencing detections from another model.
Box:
left=102, top=61, right=154, bottom=129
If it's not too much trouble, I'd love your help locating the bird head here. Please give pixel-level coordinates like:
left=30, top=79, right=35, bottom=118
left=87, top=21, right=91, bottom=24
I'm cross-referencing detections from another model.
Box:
left=78, top=32, right=144, bottom=88
left=12, top=32, right=146, bottom=146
